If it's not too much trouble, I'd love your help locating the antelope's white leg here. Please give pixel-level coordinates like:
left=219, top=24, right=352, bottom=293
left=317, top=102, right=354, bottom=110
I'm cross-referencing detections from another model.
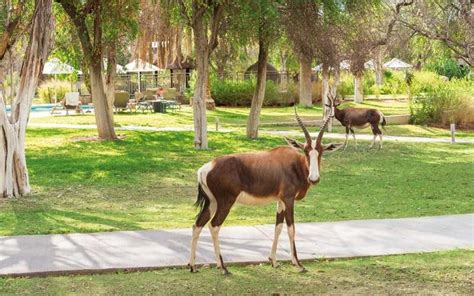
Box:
left=352, top=131, right=357, bottom=146
left=287, top=224, right=298, bottom=265
left=189, top=225, right=203, bottom=271
left=283, top=200, right=306, bottom=273
left=269, top=201, right=285, bottom=267
left=369, top=134, right=377, bottom=148
left=379, top=134, right=383, bottom=149
left=287, top=224, right=305, bottom=272
left=343, top=132, right=349, bottom=150
left=209, top=225, right=222, bottom=266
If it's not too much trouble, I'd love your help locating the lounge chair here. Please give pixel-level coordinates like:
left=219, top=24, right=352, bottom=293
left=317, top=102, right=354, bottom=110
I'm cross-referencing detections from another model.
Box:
left=51, top=92, right=82, bottom=115
left=163, top=88, right=181, bottom=112
left=134, top=92, right=153, bottom=112
left=164, top=88, right=177, bottom=100
left=114, top=91, right=130, bottom=113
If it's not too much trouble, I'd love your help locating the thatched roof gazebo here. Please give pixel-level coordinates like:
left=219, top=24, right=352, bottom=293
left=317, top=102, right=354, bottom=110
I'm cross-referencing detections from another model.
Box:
left=244, top=62, right=280, bottom=83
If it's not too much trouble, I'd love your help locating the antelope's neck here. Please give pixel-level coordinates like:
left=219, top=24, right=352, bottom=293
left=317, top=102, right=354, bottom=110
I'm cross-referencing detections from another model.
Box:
left=334, top=107, right=343, bottom=120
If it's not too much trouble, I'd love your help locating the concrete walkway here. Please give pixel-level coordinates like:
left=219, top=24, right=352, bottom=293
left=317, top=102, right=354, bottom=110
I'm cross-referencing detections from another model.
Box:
left=262, top=130, right=474, bottom=144
left=28, top=123, right=474, bottom=144
left=1, top=214, right=472, bottom=276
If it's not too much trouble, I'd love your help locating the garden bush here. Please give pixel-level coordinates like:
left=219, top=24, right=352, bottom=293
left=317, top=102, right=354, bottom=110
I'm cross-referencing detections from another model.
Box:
left=338, top=70, right=408, bottom=97
left=210, top=78, right=298, bottom=106
left=37, top=80, right=72, bottom=103
left=409, top=77, right=474, bottom=128
left=337, top=73, right=354, bottom=98
left=427, top=58, right=470, bottom=80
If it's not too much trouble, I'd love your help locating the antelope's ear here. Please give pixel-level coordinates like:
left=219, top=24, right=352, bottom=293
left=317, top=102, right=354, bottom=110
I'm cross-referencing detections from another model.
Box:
left=323, top=143, right=344, bottom=152
left=284, top=137, right=305, bottom=150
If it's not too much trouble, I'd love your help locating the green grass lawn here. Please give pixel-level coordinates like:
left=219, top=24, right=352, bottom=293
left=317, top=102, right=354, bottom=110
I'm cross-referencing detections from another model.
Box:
left=1, top=250, right=472, bottom=295
left=29, top=101, right=474, bottom=138
left=30, top=100, right=410, bottom=128
left=0, top=128, right=472, bottom=236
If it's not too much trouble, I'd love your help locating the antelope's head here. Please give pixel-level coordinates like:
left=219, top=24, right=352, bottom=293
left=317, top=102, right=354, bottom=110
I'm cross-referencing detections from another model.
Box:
left=285, top=105, right=342, bottom=185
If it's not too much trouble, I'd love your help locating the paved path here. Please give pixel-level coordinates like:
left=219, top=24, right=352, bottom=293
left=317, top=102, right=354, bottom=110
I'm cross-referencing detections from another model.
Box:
left=28, top=123, right=474, bottom=144
left=1, top=214, right=472, bottom=276
left=261, top=130, right=474, bottom=144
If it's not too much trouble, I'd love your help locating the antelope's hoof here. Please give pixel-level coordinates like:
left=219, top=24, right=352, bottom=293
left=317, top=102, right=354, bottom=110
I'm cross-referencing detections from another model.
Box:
left=299, top=266, right=308, bottom=273
left=188, top=264, right=198, bottom=273
left=268, top=257, right=280, bottom=268
left=221, top=268, right=232, bottom=276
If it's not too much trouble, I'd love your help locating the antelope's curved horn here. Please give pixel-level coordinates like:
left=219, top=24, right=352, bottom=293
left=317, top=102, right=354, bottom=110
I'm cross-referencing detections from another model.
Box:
left=294, top=104, right=311, bottom=143
left=316, top=113, right=333, bottom=145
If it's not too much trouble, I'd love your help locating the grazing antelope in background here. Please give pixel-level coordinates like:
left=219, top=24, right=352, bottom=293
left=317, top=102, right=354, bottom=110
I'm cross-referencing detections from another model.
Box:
left=188, top=109, right=342, bottom=275
left=326, top=93, right=386, bottom=149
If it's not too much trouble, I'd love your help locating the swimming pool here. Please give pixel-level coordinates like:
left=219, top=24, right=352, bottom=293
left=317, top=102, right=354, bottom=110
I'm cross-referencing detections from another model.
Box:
left=6, top=104, right=94, bottom=113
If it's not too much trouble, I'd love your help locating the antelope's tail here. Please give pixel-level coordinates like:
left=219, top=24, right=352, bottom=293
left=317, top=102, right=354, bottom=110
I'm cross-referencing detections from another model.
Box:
left=379, top=112, right=386, bottom=130
left=194, top=184, right=210, bottom=219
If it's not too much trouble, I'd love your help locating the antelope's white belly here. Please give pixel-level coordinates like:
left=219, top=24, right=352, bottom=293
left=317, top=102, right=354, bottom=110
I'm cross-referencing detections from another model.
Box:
left=236, top=192, right=277, bottom=206
left=354, top=123, right=370, bottom=129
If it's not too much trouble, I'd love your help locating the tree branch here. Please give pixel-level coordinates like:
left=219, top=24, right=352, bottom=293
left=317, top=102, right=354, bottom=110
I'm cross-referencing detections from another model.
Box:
left=208, top=3, right=225, bottom=52
left=176, top=0, right=192, bottom=26
left=371, top=0, right=414, bottom=49
left=0, top=1, right=25, bottom=60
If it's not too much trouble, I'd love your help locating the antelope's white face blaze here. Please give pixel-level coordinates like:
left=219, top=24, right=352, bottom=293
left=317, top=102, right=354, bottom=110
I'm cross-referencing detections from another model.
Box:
left=308, top=140, right=320, bottom=183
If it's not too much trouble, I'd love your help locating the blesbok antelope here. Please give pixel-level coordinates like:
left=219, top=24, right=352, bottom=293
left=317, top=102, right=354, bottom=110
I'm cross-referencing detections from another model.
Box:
left=326, top=94, right=386, bottom=149
left=188, top=109, right=343, bottom=275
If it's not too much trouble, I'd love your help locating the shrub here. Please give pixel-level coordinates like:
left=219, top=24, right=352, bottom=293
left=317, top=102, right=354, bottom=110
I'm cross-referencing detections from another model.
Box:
left=338, top=70, right=410, bottom=97
left=378, top=70, right=408, bottom=95
left=37, top=80, right=72, bottom=103
left=337, top=72, right=354, bottom=98
left=409, top=71, right=445, bottom=95
left=410, top=78, right=474, bottom=127
left=427, top=58, right=470, bottom=80
left=210, top=78, right=298, bottom=107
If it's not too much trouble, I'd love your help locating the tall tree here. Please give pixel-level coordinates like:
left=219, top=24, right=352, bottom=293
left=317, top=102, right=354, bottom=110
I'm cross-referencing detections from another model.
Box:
left=244, top=0, right=280, bottom=139
left=102, top=0, right=139, bottom=119
left=137, top=0, right=183, bottom=69
left=343, top=0, right=413, bottom=103
left=58, top=0, right=117, bottom=140
left=281, top=0, right=321, bottom=107
left=0, top=0, right=53, bottom=197
left=172, top=0, right=228, bottom=149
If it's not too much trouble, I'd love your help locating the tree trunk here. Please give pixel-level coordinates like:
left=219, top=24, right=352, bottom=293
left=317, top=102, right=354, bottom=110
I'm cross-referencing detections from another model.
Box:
left=326, top=68, right=340, bottom=132
left=192, top=18, right=209, bottom=149
left=321, top=66, right=330, bottom=130
left=246, top=38, right=268, bottom=139
left=90, top=59, right=117, bottom=139
left=299, top=55, right=312, bottom=107
left=354, top=72, right=364, bottom=103
left=321, top=66, right=329, bottom=106
left=59, top=0, right=117, bottom=140
left=105, top=43, right=117, bottom=118
left=0, top=0, right=53, bottom=198
left=374, top=49, right=384, bottom=86
left=279, top=50, right=288, bottom=92
left=216, top=62, right=225, bottom=81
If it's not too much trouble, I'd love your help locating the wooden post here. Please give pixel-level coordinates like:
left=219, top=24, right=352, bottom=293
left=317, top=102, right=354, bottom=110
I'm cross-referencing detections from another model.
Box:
left=450, top=123, right=456, bottom=144
left=215, top=116, right=219, bottom=132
